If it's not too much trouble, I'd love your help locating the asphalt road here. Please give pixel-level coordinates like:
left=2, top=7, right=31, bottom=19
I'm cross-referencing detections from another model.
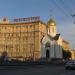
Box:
left=0, top=65, right=75, bottom=75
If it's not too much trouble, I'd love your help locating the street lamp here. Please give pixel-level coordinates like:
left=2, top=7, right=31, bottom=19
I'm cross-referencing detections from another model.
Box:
left=71, top=14, right=75, bottom=24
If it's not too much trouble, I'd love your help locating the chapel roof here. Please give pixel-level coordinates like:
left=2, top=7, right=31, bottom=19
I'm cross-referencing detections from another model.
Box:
left=47, top=18, right=56, bottom=26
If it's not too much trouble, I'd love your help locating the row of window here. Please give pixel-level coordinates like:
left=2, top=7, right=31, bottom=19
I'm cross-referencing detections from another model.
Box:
left=0, top=25, right=35, bottom=29
left=0, top=32, right=36, bottom=37
left=0, top=37, right=35, bottom=41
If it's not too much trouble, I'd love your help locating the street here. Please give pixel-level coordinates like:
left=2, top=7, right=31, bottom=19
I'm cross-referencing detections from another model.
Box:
left=0, top=65, right=75, bottom=75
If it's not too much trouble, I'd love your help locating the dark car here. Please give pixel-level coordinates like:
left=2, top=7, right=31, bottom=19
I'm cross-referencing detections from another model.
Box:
left=65, top=60, right=75, bottom=70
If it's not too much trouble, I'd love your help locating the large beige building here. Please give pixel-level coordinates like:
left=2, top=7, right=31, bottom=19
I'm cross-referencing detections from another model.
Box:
left=0, top=16, right=47, bottom=61
left=62, top=39, right=70, bottom=51
left=70, top=50, right=75, bottom=60
left=0, top=16, right=65, bottom=61
left=62, top=38, right=75, bottom=60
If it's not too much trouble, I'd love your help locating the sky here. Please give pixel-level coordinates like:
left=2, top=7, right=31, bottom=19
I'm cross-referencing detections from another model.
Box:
left=0, top=0, right=75, bottom=49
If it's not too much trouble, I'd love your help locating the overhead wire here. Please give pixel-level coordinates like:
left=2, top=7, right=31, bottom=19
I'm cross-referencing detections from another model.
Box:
left=51, top=0, right=69, bottom=16
left=58, top=0, right=75, bottom=17
left=51, top=0, right=73, bottom=22
left=58, top=0, right=75, bottom=23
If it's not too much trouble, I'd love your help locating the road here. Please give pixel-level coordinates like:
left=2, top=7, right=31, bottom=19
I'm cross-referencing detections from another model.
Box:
left=0, top=65, right=75, bottom=75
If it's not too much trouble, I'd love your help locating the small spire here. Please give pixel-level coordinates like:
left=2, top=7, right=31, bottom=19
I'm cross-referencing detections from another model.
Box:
left=47, top=9, right=56, bottom=25
left=47, top=18, right=56, bottom=26
left=49, top=9, right=53, bottom=19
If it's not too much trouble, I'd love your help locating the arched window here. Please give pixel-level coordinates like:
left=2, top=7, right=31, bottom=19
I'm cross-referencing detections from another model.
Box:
left=45, top=42, right=50, bottom=48
left=53, top=27, right=54, bottom=32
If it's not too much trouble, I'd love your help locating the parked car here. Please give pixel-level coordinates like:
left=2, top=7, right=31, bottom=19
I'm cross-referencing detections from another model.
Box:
left=65, top=60, right=75, bottom=70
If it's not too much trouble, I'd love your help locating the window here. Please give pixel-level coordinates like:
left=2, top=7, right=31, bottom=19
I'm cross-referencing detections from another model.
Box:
left=49, top=29, right=50, bottom=32
left=45, top=42, right=50, bottom=48
left=26, top=26, right=28, bottom=28
left=53, top=27, right=54, bottom=32
left=30, top=25, right=32, bottom=28
left=26, top=37, right=28, bottom=40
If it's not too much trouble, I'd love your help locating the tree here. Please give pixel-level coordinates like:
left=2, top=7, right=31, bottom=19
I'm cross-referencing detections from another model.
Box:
left=62, top=49, right=71, bottom=60
left=67, top=51, right=71, bottom=59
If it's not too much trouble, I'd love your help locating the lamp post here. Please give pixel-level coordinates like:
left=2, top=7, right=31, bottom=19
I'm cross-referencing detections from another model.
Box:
left=72, top=14, right=75, bottom=24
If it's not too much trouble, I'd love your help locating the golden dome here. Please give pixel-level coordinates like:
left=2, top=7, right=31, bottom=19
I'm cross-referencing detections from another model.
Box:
left=47, top=18, right=56, bottom=26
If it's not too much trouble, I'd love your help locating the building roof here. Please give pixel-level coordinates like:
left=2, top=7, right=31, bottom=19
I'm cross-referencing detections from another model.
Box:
left=47, top=18, right=56, bottom=26
left=47, top=34, right=60, bottom=41
left=53, top=34, right=60, bottom=40
left=0, top=16, right=47, bottom=26
left=62, top=39, right=69, bottom=44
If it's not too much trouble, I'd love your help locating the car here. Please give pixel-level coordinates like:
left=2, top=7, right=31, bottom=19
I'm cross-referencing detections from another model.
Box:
left=65, top=60, right=75, bottom=70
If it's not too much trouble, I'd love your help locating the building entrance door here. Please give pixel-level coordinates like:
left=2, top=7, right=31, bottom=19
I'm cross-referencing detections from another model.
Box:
left=46, top=50, right=49, bottom=59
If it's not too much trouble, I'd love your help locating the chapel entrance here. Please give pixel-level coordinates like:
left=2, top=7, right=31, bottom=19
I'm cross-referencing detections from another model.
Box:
left=45, top=42, right=50, bottom=59
left=46, top=50, right=49, bottom=59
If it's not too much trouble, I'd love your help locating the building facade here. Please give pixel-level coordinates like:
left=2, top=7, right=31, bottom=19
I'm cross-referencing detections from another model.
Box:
left=62, top=39, right=70, bottom=51
left=70, top=50, right=75, bottom=60
left=0, top=16, right=63, bottom=61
